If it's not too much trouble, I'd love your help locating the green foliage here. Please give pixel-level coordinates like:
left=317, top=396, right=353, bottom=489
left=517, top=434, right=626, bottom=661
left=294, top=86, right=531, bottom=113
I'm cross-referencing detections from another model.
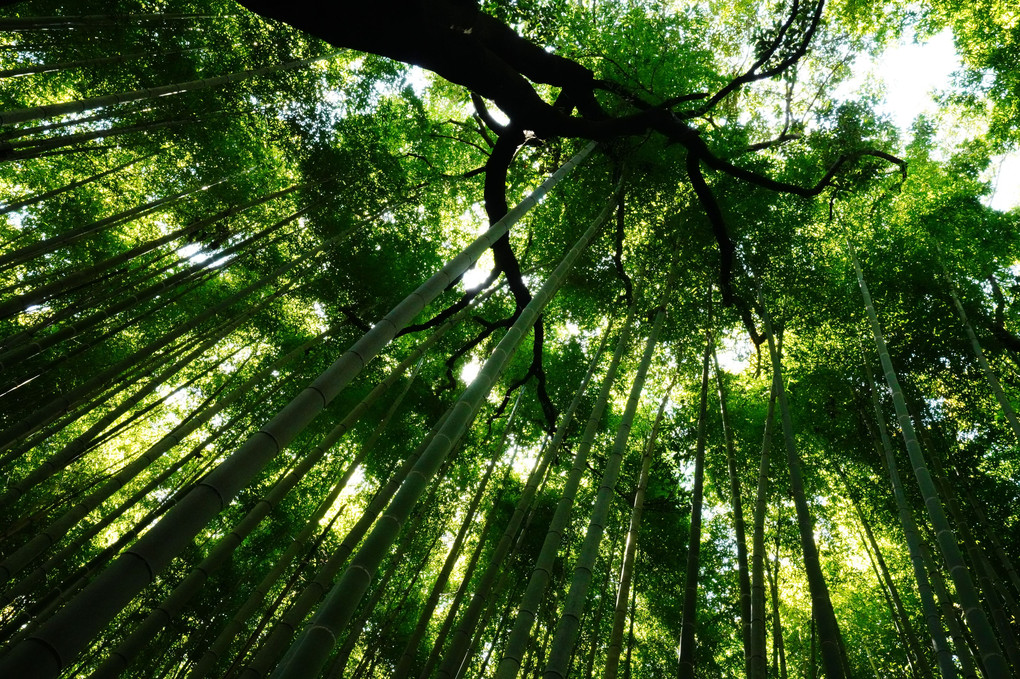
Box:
left=0, top=0, right=1018, bottom=678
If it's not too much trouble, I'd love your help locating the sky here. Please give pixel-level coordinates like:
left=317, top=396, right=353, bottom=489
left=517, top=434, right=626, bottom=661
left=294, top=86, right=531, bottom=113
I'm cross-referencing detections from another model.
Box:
left=835, top=28, right=1020, bottom=212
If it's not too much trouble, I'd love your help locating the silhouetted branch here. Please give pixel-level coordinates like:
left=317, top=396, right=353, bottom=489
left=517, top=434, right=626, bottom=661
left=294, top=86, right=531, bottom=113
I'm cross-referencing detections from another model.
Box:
left=698, top=0, right=824, bottom=114
left=472, top=92, right=507, bottom=135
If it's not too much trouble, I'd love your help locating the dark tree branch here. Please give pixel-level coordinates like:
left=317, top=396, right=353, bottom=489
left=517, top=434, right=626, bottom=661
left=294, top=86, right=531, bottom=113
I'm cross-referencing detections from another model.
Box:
left=698, top=0, right=824, bottom=114
left=738, top=132, right=803, bottom=155
left=686, top=152, right=735, bottom=306
left=233, top=0, right=906, bottom=346
left=472, top=92, right=507, bottom=136
left=612, top=182, right=634, bottom=305
left=441, top=316, right=512, bottom=393
left=337, top=305, right=371, bottom=332
left=397, top=268, right=499, bottom=337
left=430, top=132, right=491, bottom=155
left=473, top=115, right=496, bottom=148
left=239, top=0, right=901, bottom=203
left=445, top=116, right=496, bottom=148
left=484, top=125, right=533, bottom=313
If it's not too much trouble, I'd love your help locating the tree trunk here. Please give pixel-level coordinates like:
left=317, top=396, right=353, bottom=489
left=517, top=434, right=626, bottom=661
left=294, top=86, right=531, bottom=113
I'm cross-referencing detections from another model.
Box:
left=0, top=151, right=153, bottom=214
left=0, top=165, right=541, bottom=668
left=0, top=51, right=343, bottom=126
left=749, top=370, right=778, bottom=679
left=714, top=348, right=752, bottom=670
left=759, top=291, right=847, bottom=679
left=430, top=315, right=616, bottom=679
left=677, top=305, right=713, bottom=679
left=392, top=392, right=523, bottom=677
left=271, top=183, right=611, bottom=679
left=938, top=251, right=1020, bottom=442
left=493, top=268, right=638, bottom=679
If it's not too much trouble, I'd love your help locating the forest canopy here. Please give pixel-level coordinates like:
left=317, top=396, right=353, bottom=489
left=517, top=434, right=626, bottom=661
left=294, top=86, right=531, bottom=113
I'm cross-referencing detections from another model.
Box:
left=0, top=1, right=1018, bottom=678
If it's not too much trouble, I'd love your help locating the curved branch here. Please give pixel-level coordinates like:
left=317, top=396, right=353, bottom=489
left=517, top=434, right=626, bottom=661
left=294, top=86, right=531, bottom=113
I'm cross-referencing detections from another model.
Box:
left=484, top=125, right=533, bottom=312
left=687, top=152, right=735, bottom=306
left=430, top=132, right=491, bottom=155
left=441, top=316, right=512, bottom=393
left=397, top=268, right=499, bottom=336
left=612, top=183, right=634, bottom=305
left=472, top=92, right=507, bottom=136
left=698, top=0, right=824, bottom=114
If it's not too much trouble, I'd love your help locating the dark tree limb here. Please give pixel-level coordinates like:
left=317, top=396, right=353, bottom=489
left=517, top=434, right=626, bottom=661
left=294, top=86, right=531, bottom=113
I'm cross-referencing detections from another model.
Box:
left=472, top=92, right=507, bottom=136
left=686, top=152, right=735, bottom=306
left=231, top=0, right=906, bottom=347
left=484, top=125, right=532, bottom=313
left=397, top=267, right=499, bottom=336
left=697, top=0, right=824, bottom=115
left=501, top=317, right=557, bottom=433
left=238, top=0, right=902, bottom=203
left=737, top=133, right=803, bottom=155
left=337, top=305, right=371, bottom=332
left=430, top=132, right=491, bottom=155
left=612, top=182, right=634, bottom=306
left=440, top=316, right=512, bottom=393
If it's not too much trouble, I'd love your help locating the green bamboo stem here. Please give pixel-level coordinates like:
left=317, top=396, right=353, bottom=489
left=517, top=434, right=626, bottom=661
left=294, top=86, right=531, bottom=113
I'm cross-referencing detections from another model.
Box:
left=492, top=285, right=639, bottom=679
left=392, top=392, right=522, bottom=677
left=677, top=306, right=713, bottom=679
left=0, top=205, right=308, bottom=366
left=766, top=539, right=788, bottom=679
left=0, top=115, right=201, bottom=162
left=861, top=354, right=957, bottom=679
left=604, top=388, right=668, bottom=679
left=0, top=307, right=258, bottom=510
left=0, top=51, right=343, bottom=126
left=432, top=315, right=616, bottom=679
left=921, top=539, right=982, bottom=679
left=748, top=370, right=778, bottom=679
left=852, top=497, right=929, bottom=678
left=86, top=359, right=425, bottom=678
left=714, top=348, right=752, bottom=671
left=937, top=251, right=1020, bottom=442
left=0, top=145, right=594, bottom=679
left=189, top=361, right=420, bottom=679
left=235, top=410, right=453, bottom=679
left=847, top=236, right=1009, bottom=677
left=0, top=177, right=309, bottom=320
left=759, top=291, right=847, bottom=679
left=189, top=496, right=349, bottom=679
left=0, top=391, right=261, bottom=609
left=0, top=48, right=199, bottom=78
left=544, top=269, right=674, bottom=679
left=269, top=181, right=612, bottom=679
left=0, top=174, right=231, bottom=273
left=0, top=151, right=154, bottom=214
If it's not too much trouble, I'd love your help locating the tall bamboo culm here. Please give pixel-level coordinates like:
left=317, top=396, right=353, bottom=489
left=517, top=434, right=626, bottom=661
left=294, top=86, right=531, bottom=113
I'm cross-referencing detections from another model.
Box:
left=847, top=236, right=1008, bottom=677
left=0, top=142, right=598, bottom=679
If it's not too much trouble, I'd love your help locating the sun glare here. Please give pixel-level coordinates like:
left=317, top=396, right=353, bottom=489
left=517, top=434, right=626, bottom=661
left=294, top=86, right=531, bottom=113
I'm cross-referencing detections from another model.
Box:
left=835, top=28, right=1019, bottom=211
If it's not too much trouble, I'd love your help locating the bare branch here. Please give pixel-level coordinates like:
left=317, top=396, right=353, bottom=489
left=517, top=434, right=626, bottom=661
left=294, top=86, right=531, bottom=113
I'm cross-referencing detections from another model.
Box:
left=698, top=0, right=825, bottom=114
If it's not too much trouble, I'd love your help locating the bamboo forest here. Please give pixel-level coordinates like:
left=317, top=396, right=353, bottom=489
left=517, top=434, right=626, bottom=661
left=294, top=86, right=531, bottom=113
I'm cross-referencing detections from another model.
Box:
left=1, top=0, right=1020, bottom=676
